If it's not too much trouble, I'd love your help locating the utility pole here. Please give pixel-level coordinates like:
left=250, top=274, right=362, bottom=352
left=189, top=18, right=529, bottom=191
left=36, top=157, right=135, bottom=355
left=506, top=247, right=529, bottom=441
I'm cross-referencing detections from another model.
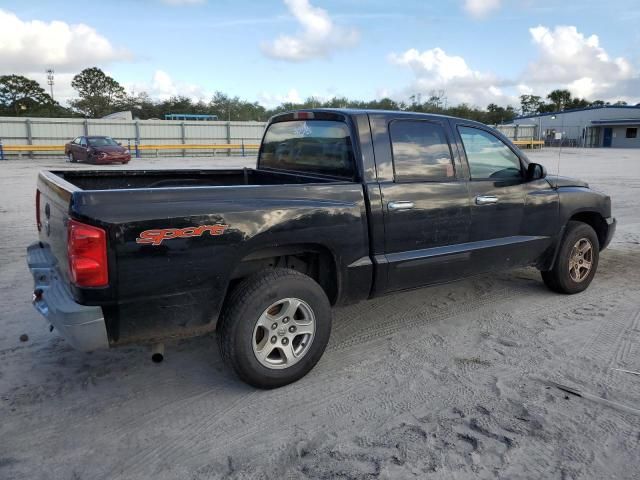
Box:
left=538, top=116, right=542, bottom=144
left=46, top=69, right=55, bottom=101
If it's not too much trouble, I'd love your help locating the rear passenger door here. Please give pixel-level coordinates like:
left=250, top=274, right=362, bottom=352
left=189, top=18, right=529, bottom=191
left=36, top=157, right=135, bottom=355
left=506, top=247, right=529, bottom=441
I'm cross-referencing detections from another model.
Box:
left=371, top=116, right=471, bottom=293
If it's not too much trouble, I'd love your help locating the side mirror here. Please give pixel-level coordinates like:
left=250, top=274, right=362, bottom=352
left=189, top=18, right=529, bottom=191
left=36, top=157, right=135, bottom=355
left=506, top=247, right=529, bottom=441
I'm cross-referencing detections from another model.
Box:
left=527, top=162, right=546, bottom=181
left=117, top=142, right=122, bottom=146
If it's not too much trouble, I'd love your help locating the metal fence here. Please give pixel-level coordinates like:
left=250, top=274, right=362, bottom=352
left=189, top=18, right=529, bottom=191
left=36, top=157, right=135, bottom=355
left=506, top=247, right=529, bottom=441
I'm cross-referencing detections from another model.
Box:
left=494, top=124, right=537, bottom=141
left=0, top=116, right=550, bottom=160
left=0, top=116, right=267, bottom=158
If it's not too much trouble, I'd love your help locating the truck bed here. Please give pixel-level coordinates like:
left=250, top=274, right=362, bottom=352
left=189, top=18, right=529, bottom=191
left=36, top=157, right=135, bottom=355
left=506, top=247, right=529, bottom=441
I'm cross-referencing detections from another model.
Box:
left=35, top=167, right=371, bottom=346
left=54, top=168, right=339, bottom=191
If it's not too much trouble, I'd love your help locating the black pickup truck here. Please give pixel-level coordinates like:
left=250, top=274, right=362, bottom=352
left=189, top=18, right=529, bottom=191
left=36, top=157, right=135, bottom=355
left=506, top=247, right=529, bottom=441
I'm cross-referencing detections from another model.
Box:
left=28, top=109, right=616, bottom=388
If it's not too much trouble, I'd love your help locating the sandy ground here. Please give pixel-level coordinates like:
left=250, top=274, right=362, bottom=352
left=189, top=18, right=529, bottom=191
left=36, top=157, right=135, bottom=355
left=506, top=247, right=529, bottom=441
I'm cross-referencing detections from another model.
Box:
left=1, top=148, right=639, bottom=480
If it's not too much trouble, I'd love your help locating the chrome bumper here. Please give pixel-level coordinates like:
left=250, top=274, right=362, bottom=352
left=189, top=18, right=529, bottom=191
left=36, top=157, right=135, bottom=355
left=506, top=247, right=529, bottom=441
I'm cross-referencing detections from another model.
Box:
left=27, top=242, right=109, bottom=351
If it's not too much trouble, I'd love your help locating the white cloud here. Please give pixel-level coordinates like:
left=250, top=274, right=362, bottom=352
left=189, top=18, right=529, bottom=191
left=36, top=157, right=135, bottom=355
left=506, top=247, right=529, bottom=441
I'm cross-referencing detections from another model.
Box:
left=389, top=47, right=514, bottom=106
left=463, top=0, right=502, bottom=18
left=262, top=0, right=358, bottom=61
left=388, top=25, right=640, bottom=108
left=390, top=48, right=480, bottom=83
left=375, top=87, right=392, bottom=99
left=516, top=83, right=533, bottom=95
left=0, top=9, right=128, bottom=73
left=567, top=77, right=597, bottom=99
left=526, top=26, right=633, bottom=85
left=257, top=89, right=303, bottom=108
left=125, top=70, right=209, bottom=102
left=524, top=25, right=637, bottom=102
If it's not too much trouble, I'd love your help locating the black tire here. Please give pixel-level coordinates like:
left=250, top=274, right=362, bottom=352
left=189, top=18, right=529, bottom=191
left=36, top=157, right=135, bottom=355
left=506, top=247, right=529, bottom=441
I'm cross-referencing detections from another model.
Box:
left=68, top=153, right=76, bottom=163
left=217, top=268, right=332, bottom=389
left=541, top=221, right=599, bottom=294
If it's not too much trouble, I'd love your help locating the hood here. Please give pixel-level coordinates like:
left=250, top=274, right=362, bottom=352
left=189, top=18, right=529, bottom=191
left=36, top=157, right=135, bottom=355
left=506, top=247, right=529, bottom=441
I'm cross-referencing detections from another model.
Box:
left=546, top=175, right=589, bottom=189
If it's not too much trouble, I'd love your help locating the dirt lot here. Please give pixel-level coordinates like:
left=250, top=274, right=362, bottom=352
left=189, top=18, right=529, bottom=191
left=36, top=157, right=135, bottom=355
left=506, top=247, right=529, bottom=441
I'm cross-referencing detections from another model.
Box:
left=1, top=149, right=639, bottom=480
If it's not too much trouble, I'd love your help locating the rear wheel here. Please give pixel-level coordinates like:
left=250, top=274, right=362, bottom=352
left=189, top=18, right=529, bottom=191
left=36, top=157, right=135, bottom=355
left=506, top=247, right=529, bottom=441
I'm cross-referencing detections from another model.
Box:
left=217, top=268, right=332, bottom=388
left=541, top=221, right=599, bottom=294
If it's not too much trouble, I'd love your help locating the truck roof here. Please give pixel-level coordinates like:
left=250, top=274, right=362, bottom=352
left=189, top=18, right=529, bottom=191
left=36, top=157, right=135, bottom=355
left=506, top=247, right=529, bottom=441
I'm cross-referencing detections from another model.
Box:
left=271, top=108, right=487, bottom=127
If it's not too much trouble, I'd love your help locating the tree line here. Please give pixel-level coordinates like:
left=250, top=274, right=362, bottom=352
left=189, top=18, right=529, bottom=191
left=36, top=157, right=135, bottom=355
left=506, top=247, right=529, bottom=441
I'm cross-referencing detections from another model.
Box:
left=0, top=67, right=633, bottom=123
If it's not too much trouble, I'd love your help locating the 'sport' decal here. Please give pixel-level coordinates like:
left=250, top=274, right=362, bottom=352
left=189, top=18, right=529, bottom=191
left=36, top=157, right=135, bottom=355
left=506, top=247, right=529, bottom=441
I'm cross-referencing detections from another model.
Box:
left=136, top=224, right=228, bottom=245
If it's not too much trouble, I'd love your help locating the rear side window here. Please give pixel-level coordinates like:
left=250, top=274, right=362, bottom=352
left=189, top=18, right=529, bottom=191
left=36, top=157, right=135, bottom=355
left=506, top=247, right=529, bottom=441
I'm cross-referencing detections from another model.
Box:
left=458, top=126, right=522, bottom=180
left=259, top=120, right=355, bottom=178
left=389, top=120, right=454, bottom=182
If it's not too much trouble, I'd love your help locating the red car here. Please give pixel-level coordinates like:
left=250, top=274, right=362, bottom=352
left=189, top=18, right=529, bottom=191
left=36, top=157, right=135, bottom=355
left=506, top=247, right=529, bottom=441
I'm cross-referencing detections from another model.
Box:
left=64, top=136, right=131, bottom=164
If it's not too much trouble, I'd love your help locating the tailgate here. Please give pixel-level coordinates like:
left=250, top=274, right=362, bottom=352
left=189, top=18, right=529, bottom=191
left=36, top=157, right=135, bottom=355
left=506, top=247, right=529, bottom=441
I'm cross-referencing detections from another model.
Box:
left=36, top=171, right=78, bottom=282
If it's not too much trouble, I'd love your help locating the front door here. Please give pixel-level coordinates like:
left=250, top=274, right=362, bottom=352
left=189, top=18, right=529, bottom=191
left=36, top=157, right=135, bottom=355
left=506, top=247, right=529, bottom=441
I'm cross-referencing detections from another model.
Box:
left=453, top=124, right=543, bottom=272
left=71, top=137, right=88, bottom=161
left=603, top=127, right=613, bottom=147
left=372, top=116, right=471, bottom=293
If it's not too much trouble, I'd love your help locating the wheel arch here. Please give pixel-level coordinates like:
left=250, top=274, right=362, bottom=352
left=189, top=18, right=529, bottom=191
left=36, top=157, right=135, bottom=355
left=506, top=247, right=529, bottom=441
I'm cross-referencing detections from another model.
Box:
left=229, top=243, right=340, bottom=305
left=568, top=211, right=608, bottom=250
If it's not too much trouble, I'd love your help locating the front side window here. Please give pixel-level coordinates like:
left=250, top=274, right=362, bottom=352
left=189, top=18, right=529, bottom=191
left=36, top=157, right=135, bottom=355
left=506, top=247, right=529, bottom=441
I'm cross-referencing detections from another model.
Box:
left=390, top=120, right=455, bottom=182
left=259, top=120, right=355, bottom=178
left=458, top=126, right=522, bottom=180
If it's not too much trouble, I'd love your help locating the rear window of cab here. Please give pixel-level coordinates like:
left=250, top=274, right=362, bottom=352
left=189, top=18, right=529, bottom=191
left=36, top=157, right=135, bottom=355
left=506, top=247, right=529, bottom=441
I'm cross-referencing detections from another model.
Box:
left=259, top=120, right=355, bottom=179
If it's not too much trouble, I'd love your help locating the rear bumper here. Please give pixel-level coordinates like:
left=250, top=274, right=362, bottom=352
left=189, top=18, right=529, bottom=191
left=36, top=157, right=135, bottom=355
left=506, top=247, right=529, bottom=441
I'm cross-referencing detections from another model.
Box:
left=602, top=217, right=616, bottom=250
left=27, top=242, right=109, bottom=351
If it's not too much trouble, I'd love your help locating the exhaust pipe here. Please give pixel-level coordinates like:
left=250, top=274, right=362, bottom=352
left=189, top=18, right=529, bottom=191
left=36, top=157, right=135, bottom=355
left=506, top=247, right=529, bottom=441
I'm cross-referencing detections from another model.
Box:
left=151, top=343, right=165, bottom=363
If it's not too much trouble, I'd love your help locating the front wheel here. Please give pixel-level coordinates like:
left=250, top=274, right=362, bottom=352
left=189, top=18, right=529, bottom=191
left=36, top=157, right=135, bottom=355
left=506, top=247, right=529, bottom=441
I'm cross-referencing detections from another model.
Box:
left=217, top=269, right=332, bottom=388
left=541, top=221, right=599, bottom=294
left=67, top=153, right=76, bottom=163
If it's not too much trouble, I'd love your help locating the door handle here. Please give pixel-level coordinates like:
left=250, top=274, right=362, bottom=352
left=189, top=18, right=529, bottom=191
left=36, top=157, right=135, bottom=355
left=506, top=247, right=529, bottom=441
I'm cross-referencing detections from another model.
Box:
left=475, top=195, right=499, bottom=205
left=388, top=201, right=415, bottom=211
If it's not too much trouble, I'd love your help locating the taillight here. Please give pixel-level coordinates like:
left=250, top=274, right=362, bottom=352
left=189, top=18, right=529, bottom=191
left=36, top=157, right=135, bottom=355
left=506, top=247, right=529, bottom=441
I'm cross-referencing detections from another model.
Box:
left=36, top=189, right=42, bottom=232
left=67, top=219, right=109, bottom=287
left=293, top=111, right=314, bottom=120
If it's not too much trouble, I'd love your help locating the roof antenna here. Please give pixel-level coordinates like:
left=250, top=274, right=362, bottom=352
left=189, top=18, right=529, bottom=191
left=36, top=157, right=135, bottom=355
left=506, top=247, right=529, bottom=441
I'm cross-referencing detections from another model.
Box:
left=551, top=114, right=562, bottom=189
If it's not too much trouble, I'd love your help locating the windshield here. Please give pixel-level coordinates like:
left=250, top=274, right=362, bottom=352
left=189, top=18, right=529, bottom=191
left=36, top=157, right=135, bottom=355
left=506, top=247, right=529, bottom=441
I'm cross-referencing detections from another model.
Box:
left=88, top=137, right=118, bottom=147
left=259, top=120, right=355, bottom=178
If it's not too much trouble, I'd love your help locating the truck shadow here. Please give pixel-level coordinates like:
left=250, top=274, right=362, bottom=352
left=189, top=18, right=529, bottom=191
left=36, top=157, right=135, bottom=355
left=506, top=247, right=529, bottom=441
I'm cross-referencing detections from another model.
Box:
left=6, top=251, right=628, bottom=413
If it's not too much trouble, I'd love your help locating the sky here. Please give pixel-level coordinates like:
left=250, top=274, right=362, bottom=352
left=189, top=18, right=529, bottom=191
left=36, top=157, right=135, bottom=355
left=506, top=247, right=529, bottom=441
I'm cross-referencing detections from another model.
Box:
left=1, top=0, right=639, bottom=109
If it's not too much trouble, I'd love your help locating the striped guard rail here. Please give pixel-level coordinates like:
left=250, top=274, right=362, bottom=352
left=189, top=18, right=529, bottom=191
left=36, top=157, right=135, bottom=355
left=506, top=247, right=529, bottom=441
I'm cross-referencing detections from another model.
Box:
left=2, top=144, right=261, bottom=152
left=512, top=140, right=545, bottom=148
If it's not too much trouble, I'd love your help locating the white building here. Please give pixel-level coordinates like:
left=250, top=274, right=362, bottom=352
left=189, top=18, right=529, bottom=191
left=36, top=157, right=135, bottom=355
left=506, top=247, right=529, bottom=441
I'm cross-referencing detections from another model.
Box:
left=504, top=106, right=640, bottom=148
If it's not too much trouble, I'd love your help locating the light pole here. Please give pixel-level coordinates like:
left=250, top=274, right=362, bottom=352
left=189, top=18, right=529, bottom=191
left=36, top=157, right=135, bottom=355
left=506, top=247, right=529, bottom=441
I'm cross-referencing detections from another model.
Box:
left=538, top=116, right=542, bottom=145
left=46, top=69, right=55, bottom=101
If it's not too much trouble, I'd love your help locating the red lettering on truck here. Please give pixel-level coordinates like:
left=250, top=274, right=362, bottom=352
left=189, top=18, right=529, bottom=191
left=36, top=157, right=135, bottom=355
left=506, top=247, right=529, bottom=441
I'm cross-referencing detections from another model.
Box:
left=136, top=224, right=228, bottom=245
